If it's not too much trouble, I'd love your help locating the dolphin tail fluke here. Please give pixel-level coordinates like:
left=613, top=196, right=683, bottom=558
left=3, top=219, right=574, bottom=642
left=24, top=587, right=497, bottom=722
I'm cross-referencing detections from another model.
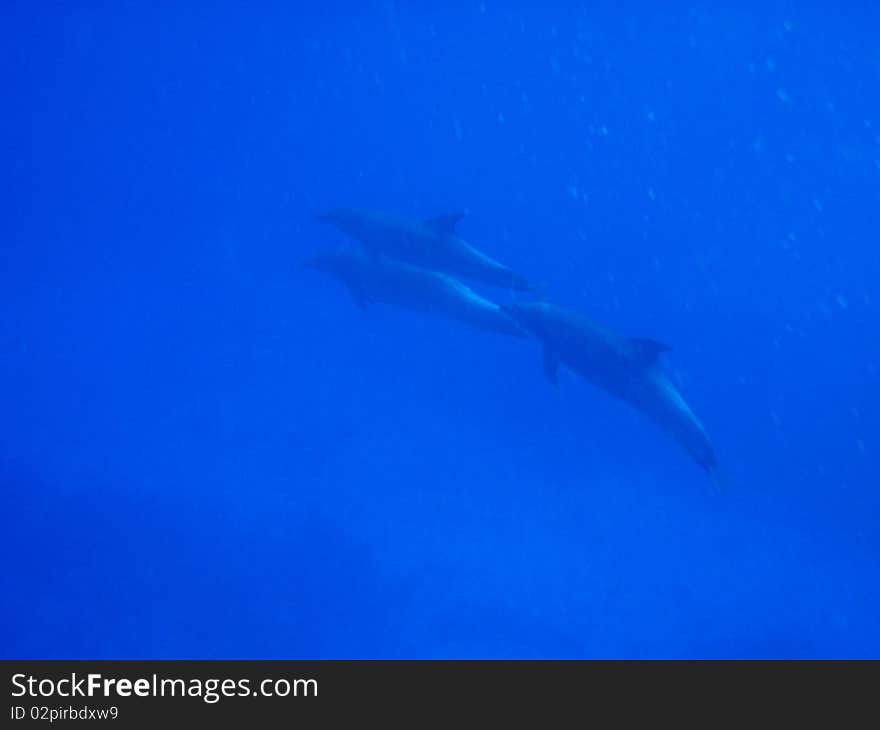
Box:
left=498, top=273, right=544, bottom=294
left=521, top=279, right=548, bottom=296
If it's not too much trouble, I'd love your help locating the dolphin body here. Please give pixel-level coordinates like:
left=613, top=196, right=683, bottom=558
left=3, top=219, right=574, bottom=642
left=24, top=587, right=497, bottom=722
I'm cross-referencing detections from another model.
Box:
left=317, top=208, right=534, bottom=291
left=306, top=247, right=526, bottom=338
left=502, top=302, right=719, bottom=483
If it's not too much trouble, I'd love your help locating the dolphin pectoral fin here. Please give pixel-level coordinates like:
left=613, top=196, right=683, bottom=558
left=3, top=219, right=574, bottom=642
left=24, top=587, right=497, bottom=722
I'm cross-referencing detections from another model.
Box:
left=424, top=212, right=465, bottom=235
left=629, top=337, right=673, bottom=366
left=707, top=466, right=725, bottom=496
left=346, top=283, right=369, bottom=310
left=543, top=348, right=560, bottom=386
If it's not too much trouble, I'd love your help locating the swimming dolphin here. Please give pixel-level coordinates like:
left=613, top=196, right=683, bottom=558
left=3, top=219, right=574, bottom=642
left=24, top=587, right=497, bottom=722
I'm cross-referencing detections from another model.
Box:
left=502, top=302, right=719, bottom=485
left=316, top=208, right=535, bottom=291
left=305, top=247, right=526, bottom=338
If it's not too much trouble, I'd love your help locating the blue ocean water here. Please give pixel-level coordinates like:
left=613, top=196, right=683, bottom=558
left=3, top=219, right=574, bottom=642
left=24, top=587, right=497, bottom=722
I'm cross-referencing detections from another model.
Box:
left=2, top=3, right=878, bottom=659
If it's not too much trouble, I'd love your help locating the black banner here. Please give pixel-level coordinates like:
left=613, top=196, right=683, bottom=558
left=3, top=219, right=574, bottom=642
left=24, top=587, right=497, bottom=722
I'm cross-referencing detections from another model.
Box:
left=3, top=660, right=877, bottom=725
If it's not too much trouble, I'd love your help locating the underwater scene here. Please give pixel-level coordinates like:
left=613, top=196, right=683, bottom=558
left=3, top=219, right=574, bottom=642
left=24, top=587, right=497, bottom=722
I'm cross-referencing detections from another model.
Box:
left=2, top=3, right=879, bottom=658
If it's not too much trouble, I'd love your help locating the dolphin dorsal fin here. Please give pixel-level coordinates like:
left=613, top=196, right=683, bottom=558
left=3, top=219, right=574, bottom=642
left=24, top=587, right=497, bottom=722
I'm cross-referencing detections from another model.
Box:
left=424, top=212, right=465, bottom=235
left=629, top=337, right=672, bottom=365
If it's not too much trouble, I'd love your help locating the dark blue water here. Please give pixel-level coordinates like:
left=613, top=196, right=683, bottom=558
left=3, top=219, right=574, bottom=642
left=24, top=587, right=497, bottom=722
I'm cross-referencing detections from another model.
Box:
left=2, top=3, right=878, bottom=658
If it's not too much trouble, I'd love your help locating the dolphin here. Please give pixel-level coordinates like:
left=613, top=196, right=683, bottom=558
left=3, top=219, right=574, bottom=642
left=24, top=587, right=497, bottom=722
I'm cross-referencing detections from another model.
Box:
left=305, top=247, right=526, bottom=338
left=316, top=208, right=535, bottom=291
left=502, top=302, right=719, bottom=485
